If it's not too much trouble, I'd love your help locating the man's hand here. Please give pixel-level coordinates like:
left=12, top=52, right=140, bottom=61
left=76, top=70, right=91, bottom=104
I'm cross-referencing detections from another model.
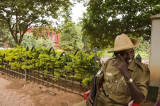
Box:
left=86, top=94, right=93, bottom=106
left=114, top=54, right=130, bottom=78
left=114, top=54, right=145, bottom=103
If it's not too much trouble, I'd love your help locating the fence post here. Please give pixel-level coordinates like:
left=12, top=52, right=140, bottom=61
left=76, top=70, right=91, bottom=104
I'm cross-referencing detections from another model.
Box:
left=25, top=46, right=29, bottom=82
left=48, top=47, right=56, bottom=57
left=0, top=54, right=5, bottom=73
left=25, top=69, right=27, bottom=81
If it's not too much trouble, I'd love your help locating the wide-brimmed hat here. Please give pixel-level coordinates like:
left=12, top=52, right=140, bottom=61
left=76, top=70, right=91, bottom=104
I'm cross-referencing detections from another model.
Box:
left=108, top=34, right=140, bottom=52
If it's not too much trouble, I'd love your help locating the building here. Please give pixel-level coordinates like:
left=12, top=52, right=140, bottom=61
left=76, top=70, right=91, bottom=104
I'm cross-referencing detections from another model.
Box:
left=26, top=28, right=60, bottom=48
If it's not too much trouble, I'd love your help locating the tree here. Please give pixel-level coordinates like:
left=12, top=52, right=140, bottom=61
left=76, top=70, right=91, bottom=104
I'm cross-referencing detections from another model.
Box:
left=0, top=0, right=71, bottom=46
left=0, top=28, right=9, bottom=47
left=82, top=0, right=160, bottom=49
left=59, top=20, right=83, bottom=51
left=0, top=21, right=13, bottom=47
left=21, top=33, right=54, bottom=49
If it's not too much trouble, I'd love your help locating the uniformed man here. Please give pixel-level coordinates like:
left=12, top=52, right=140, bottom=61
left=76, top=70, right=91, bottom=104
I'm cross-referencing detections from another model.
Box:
left=73, top=34, right=150, bottom=106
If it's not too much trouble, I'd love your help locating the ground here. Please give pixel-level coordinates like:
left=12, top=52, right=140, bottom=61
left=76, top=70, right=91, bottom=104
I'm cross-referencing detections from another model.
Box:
left=0, top=57, right=156, bottom=106
left=0, top=73, right=83, bottom=106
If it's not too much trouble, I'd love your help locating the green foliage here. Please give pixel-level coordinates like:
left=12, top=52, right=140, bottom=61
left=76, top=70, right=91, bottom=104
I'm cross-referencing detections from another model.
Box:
left=0, top=46, right=104, bottom=86
left=82, top=0, right=160, bottom=49
left=134, top=37, right=150, bottom=59
left=0, top=27, right=10, bottom=47
left=64, top=50, right=104, bottom=85
left=35, top=39, right=55, bottom=49
left=0, top=49, right=5, bottom=68
left=20, top=33, right=55, bottom=49
left=0, top=0, right=72, bottom=45
left=135, top=37, right=150, bottom=52
left=20, top=33, right=36, bottom=48
left=82, top=77, right=92, bottom=86
left=59, top=20, right=83, bottom=51
left=32, top=25, right=60, bottom=40
left=4, top=46, right=26, bottom=70
left=7, top=34, right=17, bottom=47
left=0, top=21, right=16, bottom=47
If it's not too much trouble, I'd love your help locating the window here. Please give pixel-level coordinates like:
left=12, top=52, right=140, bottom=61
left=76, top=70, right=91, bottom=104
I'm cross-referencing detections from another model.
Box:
left=49, top=32, right=52, bottom=41
left=45, top=32, right=48, bottom=37
left=52, top=33, right=55, bottom=42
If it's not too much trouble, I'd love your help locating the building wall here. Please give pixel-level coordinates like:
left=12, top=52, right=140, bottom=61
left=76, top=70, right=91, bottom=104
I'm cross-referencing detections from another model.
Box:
left=159, top=83, right=160, bottom=99
left=149, top=14, right=160, bottom=87
left=26, top=28, right=60, bottom=49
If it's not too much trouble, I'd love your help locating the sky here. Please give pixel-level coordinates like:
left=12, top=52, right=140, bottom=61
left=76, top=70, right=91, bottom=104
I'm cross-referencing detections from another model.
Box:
left=47, top=2, right=87, bottom=26
left=71, top=2, right=87, bottom=23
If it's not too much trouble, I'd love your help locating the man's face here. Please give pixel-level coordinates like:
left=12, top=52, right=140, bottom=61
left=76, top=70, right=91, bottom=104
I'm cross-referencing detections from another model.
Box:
left=116, top=48, right=135, bottom=65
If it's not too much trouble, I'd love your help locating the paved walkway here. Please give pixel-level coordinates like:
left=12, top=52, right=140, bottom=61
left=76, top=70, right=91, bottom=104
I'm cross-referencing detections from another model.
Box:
left=0, top=78, right=34, bottom=106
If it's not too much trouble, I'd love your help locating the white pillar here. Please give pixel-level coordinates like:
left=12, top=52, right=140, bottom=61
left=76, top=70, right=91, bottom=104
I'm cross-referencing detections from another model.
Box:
left=149, top=14, right=160, bottom=87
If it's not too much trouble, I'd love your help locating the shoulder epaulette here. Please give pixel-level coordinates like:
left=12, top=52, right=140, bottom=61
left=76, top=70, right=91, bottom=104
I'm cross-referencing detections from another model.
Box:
left=108, top=57, right=115, bottom=61
left=103, top=57, right=113, bottom=64
left=135, top=59, right=149, bottom=72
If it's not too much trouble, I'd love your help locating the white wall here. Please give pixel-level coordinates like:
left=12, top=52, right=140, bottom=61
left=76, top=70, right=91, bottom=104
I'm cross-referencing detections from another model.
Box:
left=149, top=14, right=160, bottom=87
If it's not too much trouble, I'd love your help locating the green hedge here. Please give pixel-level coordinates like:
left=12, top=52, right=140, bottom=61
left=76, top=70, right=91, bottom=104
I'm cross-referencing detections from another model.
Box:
left=0, top=46, right=104, bottom=86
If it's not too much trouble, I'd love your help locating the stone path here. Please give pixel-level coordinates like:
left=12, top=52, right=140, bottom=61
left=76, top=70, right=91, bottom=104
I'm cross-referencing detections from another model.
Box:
left=0, top=78, right=34, bottom=106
